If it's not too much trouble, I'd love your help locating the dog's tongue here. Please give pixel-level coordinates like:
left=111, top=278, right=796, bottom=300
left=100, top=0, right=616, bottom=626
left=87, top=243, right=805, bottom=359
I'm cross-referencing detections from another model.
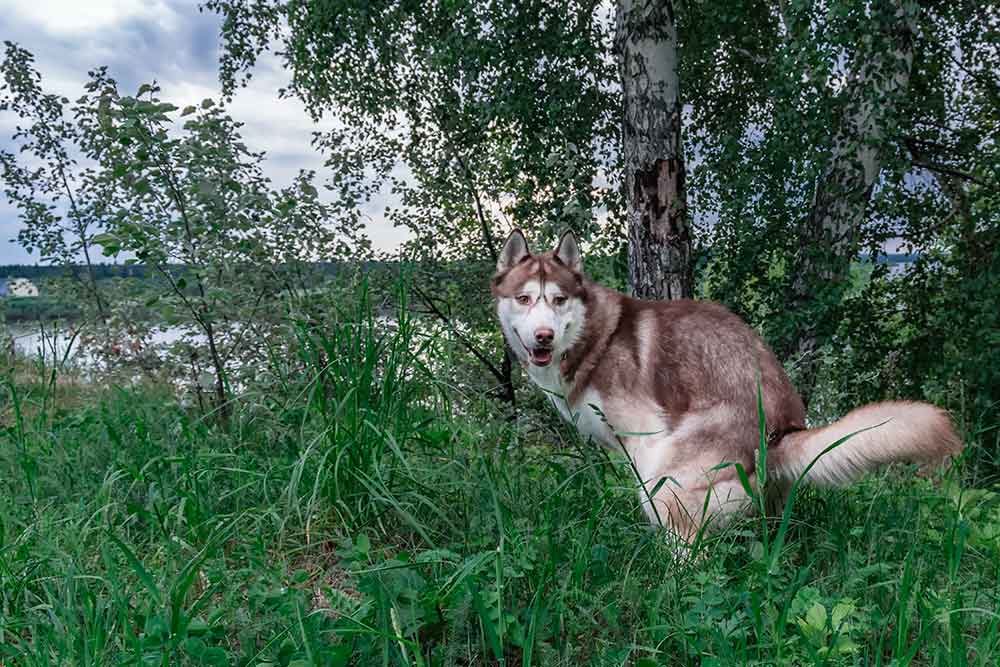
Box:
left=531, top=348, right=553, bottom=366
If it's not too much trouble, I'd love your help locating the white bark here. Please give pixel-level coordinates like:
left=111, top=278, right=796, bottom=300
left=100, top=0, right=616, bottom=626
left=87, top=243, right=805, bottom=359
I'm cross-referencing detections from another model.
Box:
left=616, top=0, right=691, bottom=300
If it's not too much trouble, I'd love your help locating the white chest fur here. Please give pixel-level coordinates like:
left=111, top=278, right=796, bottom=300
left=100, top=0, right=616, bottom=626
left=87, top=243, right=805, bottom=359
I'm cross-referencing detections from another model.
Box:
left=526, top=364, right=616, bottom=448
left=525, top=364, right=676, bottom=492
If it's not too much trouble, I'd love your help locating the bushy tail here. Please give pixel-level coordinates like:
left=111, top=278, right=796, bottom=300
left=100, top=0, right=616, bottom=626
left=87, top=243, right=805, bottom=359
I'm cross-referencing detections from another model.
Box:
left=769, top=401, right=963, bottom=486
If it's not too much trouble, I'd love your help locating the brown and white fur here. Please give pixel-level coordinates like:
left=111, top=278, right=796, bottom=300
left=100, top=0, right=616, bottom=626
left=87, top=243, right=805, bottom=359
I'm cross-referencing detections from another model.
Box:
left=492, top=230, right=963, bottom=542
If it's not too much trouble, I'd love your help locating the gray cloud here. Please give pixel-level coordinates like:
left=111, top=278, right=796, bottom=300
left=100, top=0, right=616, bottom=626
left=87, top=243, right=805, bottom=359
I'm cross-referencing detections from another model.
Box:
left=0, top=0, right=406, bottom=263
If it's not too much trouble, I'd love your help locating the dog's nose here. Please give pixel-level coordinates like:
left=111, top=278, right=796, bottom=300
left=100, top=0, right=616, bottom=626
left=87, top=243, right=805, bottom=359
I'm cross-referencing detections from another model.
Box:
left=534, top=328, right=554, bottom=345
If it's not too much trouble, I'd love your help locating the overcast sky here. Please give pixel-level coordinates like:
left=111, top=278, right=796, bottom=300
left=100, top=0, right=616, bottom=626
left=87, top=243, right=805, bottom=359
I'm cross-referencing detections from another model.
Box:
left=0, top=0, right=405, bottom=264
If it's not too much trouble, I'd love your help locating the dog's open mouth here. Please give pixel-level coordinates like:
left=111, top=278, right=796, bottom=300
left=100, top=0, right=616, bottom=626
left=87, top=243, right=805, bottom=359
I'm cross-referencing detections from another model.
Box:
left=513, top=330, right=554, bottom=367
left=529, top=347, right=553, bottom=366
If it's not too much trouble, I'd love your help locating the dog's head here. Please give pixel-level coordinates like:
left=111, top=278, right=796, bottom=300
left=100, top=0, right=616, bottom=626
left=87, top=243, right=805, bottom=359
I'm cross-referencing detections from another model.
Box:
left=491, top=230, right=587, bottom=368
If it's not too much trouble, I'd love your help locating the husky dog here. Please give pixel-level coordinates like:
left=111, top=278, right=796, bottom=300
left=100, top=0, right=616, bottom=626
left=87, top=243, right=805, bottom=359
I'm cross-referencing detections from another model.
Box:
left=492, top=229, right=962, bottom=541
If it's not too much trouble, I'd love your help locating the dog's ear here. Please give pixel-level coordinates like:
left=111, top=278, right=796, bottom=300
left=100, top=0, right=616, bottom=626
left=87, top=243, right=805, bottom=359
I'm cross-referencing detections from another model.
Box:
left=554, top=230, right=582, bottom=273
left=497, top=229, right=530, bottom=273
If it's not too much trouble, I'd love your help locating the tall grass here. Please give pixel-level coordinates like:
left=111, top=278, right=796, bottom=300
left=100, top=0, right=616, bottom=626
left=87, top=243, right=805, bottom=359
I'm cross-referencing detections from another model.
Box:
left=287, top=282, right=436, bottom=534
left=1, top=283, right=998, bottom=665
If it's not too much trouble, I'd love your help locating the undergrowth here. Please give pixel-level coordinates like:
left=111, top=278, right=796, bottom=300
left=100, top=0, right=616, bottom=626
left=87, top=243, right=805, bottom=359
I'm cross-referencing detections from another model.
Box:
left=1, top=289, right=998, bottom=666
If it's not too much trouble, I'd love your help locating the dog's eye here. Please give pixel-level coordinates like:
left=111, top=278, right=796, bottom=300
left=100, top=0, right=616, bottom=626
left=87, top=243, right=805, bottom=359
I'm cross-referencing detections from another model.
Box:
left=516, top=295, right=532, bottom=306
left=552, top=295, right=567, bottom=306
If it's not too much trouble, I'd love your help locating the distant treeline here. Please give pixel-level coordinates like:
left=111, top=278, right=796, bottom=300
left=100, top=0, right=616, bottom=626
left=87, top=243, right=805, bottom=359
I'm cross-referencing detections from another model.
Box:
left=0, top=261, right=393, bottom=324
left=0, top=261, right=392, bottom=282
left=3, top=296, right=80, bottom=323
left=0, top=264, right=151, bottom=280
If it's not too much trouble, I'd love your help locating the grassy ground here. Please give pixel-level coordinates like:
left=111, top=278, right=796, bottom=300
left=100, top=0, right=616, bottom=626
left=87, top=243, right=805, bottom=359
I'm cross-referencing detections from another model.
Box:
left=1, top=300, right=999, bottom=666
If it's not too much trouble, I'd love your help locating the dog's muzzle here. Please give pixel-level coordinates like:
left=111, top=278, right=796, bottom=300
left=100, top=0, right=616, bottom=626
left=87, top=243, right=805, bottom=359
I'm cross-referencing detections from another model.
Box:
left=514, top=330, right=554, bottom=367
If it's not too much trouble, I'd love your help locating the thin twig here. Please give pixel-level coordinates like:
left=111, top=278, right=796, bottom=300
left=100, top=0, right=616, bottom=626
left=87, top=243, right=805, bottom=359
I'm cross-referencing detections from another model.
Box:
left=411, top=282, right=506, bottom=385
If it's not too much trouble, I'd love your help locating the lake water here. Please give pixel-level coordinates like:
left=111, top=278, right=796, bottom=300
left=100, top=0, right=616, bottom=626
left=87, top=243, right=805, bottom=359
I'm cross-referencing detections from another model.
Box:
left=6, top=323, right=191, bottom=368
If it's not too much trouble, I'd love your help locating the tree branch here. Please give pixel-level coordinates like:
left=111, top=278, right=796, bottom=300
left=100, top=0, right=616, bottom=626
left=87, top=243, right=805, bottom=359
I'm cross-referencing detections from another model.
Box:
left=411, top=282, right=506, bottom=385
left=452, top=151, right=500, bottom=264
left=57, top=163, right=107, bottom=320
left=910, top=160, right=988, bottom=187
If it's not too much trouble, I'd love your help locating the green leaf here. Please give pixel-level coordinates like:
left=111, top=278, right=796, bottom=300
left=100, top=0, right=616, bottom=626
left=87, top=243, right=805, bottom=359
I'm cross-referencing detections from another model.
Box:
left=91, top=233, right=118, bottom=245
left=831, top=600, right=855, bottom=627
left=833, top=635, right=859, bottom=654
left=182, top=636, right=207, bottom=656
left=201, top=647, right=228, bottom=665
left=107, top=532, right=161, bottom=604
left=804, top=602, right=826, bottom=629
left=188, top=616, right=210, bottom=635
left=647, top=475, right=676, bottom=500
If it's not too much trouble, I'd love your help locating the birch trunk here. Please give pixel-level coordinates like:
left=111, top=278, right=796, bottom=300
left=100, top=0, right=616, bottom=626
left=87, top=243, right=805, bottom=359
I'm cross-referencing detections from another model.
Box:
left=788, top=0, right=917, bottom=407
left=615, top=0, right=691, bottom=300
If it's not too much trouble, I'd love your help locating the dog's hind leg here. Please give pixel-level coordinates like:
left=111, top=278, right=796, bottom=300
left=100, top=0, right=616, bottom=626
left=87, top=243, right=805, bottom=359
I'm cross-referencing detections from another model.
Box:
left=629, top=425, right=757, bottom=542
left=643, top=471, right=753, bottom=544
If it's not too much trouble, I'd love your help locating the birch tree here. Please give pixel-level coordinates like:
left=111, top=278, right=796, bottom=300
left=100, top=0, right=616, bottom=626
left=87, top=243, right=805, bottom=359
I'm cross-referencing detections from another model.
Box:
left=615, top=0, right=691, bottom=300
left=784, top=0, right=918, bottom=405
